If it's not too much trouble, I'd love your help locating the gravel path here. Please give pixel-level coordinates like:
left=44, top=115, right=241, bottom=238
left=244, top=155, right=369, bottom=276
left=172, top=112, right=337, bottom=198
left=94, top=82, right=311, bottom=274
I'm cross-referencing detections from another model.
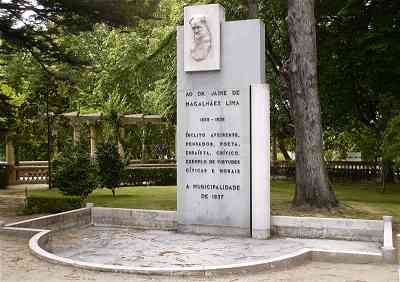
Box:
left=1, top=233, right=398, bottom=282
left=0, top=195, right=47, bottom=225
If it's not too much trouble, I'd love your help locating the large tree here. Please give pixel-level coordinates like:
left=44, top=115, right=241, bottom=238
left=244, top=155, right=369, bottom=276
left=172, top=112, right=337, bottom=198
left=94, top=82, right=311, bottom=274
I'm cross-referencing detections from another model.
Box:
left=245, top=0, right=338, bottom=207
left=286, top=0, right=337, bottom=208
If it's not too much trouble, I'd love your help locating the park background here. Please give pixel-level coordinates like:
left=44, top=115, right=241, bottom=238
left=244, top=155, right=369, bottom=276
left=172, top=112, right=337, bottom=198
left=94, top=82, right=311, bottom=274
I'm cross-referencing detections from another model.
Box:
left=0, top=0, right=399, bottom=226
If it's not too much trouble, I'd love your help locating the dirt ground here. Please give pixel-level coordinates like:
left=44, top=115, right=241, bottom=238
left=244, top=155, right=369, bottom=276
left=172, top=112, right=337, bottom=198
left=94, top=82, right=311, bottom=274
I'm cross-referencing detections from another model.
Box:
left=0, top=233, right=398, bottom=282
left=0, top=188, right=399, bottom=282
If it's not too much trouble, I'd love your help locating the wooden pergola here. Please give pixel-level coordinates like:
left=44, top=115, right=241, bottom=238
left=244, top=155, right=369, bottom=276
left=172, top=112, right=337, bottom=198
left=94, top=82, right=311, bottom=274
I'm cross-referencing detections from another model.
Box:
left=3, top=112, right=165, bottom=185
left=60, top=112, right=164, bottom=159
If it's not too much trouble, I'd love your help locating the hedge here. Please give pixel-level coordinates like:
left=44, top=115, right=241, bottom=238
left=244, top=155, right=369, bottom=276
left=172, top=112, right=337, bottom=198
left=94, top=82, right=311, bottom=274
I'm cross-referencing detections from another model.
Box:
left=24, top=194, right=84, bottom=214
left=0, top=164, right=8, bottom=189
left=124, top=167, right=176, bottom=186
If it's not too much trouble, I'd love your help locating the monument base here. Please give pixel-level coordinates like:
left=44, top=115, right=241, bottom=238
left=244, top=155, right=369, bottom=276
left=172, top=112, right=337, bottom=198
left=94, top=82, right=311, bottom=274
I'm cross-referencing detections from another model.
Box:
left=252, top=228, right=271, bottom=240
left=177, top=224, right=250, bottom=237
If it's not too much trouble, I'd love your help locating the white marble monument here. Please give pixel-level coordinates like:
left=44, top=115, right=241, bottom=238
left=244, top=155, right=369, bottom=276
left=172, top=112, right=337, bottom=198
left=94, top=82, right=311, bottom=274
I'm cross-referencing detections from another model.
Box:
left=177, top=4, right=270, bottom=239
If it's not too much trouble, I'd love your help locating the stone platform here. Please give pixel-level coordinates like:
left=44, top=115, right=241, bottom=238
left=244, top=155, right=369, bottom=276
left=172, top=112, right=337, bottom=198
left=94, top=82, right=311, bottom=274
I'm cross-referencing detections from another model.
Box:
left=41, top=226, right=383, bottom=275
left=1, top=207, right=394, bottom=276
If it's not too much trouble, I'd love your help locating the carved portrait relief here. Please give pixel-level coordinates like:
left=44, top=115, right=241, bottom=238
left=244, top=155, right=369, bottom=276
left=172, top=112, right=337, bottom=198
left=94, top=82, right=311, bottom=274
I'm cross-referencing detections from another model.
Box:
left=183, top=4, right=223, bottom=71
left=189, top=15, right=212, bottom=61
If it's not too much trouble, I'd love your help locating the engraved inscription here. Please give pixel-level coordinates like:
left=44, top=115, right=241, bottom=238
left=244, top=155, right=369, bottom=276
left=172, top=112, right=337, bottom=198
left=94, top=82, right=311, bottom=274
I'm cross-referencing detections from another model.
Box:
left=181, top=88, right=246, bottom=203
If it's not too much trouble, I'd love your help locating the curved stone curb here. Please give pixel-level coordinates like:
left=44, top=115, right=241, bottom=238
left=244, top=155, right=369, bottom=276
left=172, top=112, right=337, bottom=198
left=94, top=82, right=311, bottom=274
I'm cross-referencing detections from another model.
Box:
left=1, top=207, right=390, bottom=275
left=27, top=229, right=383, bottom=276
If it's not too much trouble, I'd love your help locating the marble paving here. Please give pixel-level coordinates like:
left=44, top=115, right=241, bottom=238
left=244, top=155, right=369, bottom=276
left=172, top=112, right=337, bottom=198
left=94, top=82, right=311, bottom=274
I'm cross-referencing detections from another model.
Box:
left=48, top=226, right=382, bottom=268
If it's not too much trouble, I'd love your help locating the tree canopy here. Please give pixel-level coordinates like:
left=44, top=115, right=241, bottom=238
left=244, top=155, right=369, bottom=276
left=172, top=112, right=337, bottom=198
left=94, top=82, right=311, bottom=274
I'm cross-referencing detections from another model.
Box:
left=0, top=0, right=160, bottom=64
left=1, top=0, right=399, bottom=194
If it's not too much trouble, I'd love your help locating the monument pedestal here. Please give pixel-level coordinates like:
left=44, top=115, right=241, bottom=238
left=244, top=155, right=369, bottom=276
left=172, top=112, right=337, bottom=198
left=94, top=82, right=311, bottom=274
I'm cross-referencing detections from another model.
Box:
left=177, top=4, right=270, bottom=239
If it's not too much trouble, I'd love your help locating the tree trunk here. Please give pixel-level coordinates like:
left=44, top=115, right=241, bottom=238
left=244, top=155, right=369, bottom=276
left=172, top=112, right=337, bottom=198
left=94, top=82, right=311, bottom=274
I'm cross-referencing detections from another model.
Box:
left=247, top=0, right=257, bottom=18
left=272, top=134, right=277, bottom=161
left=278, top=139, right=292, bottom=161
left=287, top=0, right=338, bottom=208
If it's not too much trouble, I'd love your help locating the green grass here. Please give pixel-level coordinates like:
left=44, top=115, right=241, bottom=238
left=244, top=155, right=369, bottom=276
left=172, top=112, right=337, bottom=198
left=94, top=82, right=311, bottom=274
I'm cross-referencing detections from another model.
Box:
left=28, top=181, right=400, bottom=223
left=88, top=187, right=177, bottom=210
left=29, top=187, right=177, bottom=211
left=271, top=181, right=400, bottom=223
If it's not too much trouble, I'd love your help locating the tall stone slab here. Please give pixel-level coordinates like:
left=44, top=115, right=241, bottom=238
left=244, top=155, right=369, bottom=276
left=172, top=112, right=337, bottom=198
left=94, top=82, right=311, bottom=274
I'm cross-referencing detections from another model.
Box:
left=251, top=84, right=270, bottom=239
left=177, top=4, right=269, bottom=237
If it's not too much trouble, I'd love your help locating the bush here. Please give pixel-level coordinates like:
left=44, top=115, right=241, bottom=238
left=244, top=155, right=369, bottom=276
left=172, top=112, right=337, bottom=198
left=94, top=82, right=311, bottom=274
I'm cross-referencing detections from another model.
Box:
left=24, top=194, right=84, bottom=214
left=52, top=146, right=97, bottom=197
left=124, top=167, right=176, bottom=186
left=96, top=142, right=126, bottom=197
left=0, top=163, right=8, bottom=189
left=384, top=113, right=400, bottom=169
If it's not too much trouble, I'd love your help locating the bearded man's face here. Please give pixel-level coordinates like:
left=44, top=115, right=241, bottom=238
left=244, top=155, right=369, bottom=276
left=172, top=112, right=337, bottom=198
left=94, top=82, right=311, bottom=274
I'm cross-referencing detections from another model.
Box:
left=189, top=15, right=211, bottom=61
left=191, top=22, right=207, bottom=40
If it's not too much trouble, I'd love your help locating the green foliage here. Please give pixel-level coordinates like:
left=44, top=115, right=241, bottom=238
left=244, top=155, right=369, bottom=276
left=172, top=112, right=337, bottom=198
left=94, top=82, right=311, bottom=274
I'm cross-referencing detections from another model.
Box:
left=67, top=25, right=148, bottom=113
left=100, top=93, right=130, bottom=143
left=96, top=142, right=126, bottom=197
left=0, top=1, right=183, bottom=163
left=2, top=0, right=399, bottom=186
left=125, top=167, right=176, bottom=186
left=0, top=143, right=4, bottom=161
left=0, top=88, right=15, bottom=135
left=351, top=126, right=381, bottom=162
left=0, top=164, right=8, bottom=189
left=0, top=1, right=164, bottom=161
left=23, top=194, right=84, bottom=215
left=52, top=146, right=97, bottom=197
left=0, top=51, right=72, bottom=161
left=319, top=0, right=400, bottom=158
left=1, top=0, right=160, bottom=67
left=323, top=128, right=357, bottom=161
left=384, top=114, right=400, bottom=169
